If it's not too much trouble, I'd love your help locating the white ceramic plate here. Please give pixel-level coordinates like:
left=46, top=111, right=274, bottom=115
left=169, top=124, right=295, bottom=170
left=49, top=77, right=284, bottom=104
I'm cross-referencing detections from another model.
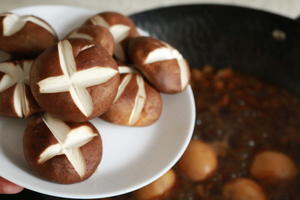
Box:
left=0, top=5, right=195, bottom=199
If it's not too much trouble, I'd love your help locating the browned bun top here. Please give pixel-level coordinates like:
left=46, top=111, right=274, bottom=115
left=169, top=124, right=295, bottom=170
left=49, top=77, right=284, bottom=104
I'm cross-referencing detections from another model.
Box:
left=0, top=60, right=40, bottom=118
left=30, top=39, right=120, bottom=122
left=23, top=113, right=102, bottom=184
left=66, top=25, right=115, bottom=56
left=85, top=11, right=139, bottom=37
left=0, top=12, right=58, bottom=58
left=128, top=36, right=191, bottom=94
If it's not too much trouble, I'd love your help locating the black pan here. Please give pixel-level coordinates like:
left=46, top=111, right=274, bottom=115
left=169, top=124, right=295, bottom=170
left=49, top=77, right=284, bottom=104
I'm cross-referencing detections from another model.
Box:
left=1, top=4, right=299, bottom=200
left=130, top=4, right=300, bottom=96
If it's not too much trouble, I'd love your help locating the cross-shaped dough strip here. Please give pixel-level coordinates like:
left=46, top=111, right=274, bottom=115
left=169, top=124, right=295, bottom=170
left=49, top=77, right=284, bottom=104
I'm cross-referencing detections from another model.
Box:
left=0, top=62, right=22, bottom=92
left=37, top=40, right=118, bottom=117
left=90, top=15, right=130, bottom=61
left=113, top=74, right=132, bottom=103
left=128, top=75, right=146, bottom=125
left=0, top=61, right=32, bottom=117
left=118, top=66, right=137, bottom=74
left=68, top=29, right=93, bottom=41
left=2, top=14, right=55, bottom=36
left=40, top=113, right=97, bottom=177
left=14, top=83, right=29, bottom=117
left=58, top=40, right=77, bottom=77
left=38, top=67, right=117, bottom=93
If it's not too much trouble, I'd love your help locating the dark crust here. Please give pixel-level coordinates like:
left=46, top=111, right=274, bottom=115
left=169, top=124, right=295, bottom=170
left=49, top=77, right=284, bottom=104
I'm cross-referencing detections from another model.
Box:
left=30, top=39, right=120, bottom=122
left=0, top=13, right=58, bottom=58
left=23, top=115, right=102, bottom=184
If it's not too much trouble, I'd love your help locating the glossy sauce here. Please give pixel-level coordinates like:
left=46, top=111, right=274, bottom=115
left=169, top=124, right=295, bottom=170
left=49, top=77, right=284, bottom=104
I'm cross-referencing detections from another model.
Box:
left=109, top=66, right=300, bottom=200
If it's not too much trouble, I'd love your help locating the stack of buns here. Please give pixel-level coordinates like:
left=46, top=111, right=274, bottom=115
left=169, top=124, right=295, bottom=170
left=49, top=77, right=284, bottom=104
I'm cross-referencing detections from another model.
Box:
left=0, top=11, right=191, bottom=183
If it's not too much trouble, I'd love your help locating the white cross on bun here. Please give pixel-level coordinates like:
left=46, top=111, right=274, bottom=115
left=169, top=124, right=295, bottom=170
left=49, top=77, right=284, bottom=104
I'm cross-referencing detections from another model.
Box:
left=23, top=113, right=102, bottom=184
left=66, top=24, right=115, bottom=56
left=84, top=11, right=140, bottom=62
left=128, top=36, right=191, bottom=94
left=30, top=39, right=120, bottom=122
left=0, top=60, right=40, bottom=118
left=0, top=12, right=58, bottom=58
left=101, top=66, right=162, bottom=126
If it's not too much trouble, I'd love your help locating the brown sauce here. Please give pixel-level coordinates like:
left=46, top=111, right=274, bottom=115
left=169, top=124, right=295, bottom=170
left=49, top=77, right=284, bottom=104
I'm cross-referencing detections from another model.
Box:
left=108, top=66, right=300, bottom=200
